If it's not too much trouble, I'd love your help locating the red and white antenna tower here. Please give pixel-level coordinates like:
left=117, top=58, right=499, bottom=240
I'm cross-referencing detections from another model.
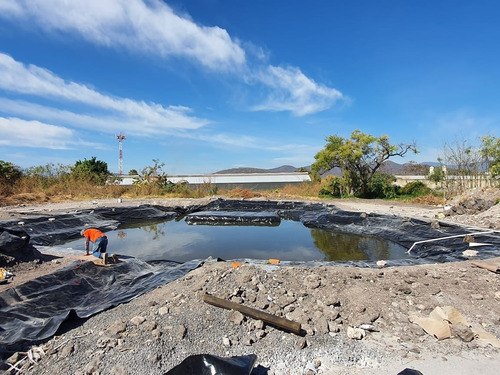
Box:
left=116, top=133, right=126, bottom=175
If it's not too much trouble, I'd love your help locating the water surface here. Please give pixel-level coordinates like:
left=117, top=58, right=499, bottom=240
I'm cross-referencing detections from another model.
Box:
left=64, top=219, right=409, bottom=263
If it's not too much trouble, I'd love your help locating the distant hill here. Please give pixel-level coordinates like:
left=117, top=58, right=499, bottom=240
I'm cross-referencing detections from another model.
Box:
left=214, top=161, right=437, bottom=176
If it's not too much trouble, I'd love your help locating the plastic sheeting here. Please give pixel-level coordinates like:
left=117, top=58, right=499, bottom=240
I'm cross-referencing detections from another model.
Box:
left=1, top=198, right=500, bottom=348
left=165, top=354, right=257, bottom=375
left=0, top=258, right=202, bottom=347
left=185, top=211, right=281, bottom=226
left=0, top=206, right=177, bottom=246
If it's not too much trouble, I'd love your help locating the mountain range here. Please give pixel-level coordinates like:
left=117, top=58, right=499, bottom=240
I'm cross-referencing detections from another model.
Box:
left=215, top=161, right=436, bottom=176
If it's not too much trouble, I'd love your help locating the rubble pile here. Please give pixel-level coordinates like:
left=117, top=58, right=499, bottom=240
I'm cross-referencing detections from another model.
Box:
left=4, top=259, right=500, bottom=374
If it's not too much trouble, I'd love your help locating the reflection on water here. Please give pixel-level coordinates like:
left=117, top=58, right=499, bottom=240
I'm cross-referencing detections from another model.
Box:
left=310, top=228, right=404, bottom=261
left=64, top=219, right=409, bottom=263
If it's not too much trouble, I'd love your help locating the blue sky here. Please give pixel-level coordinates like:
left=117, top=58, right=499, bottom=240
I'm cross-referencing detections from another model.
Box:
left=0, top=1, right=499, bottom=175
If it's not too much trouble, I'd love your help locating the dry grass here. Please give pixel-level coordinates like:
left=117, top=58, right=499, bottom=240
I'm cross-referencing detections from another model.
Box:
left=222, top=187, right=261, bottom=199
left=412, top=194, right=446, bottom=206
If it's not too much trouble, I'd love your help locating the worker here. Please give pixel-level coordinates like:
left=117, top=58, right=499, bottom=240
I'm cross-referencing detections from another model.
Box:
left=81, top=228, right=117, bottom=265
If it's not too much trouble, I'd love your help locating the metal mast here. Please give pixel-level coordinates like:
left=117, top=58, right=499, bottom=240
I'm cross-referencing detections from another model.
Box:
left=116, top=133, right=126, bottom=175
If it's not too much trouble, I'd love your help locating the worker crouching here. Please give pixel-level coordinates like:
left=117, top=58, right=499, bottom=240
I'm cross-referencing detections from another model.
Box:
left=81, top=228, right=118, bottom=265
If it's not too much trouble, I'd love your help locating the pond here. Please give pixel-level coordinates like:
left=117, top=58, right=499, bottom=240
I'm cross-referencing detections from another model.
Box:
left=63, top=219, right=410, bottom=263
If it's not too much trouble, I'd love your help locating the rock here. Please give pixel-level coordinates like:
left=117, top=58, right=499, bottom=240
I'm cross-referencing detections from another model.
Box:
left=315, top=317, right=329, bottom=334
left=108, top=321, right=127, bottom=335
left=254, top=319, right=265, bottom=330
left=129, top=316, right=146, bottom=326
left=175, top=324, right=187, bottom=339
left=471, top=294, right=484, bottom=300
left=158, top=306, right=169, bottom=315
left=255, top=329, right=266, bottom=339
left=83, top=358, right=101, bottom=374
left=142, top=321, right=157, bottom=331
left=462, top=250, right=478, bottom=257
left=347, top=327, right=366, bottom=340
left=110, top=365, right=129, bottom=375
left=296, top=337, right=307, bottom=349
left=431, top=220, right=440, bottom=229
left=60, top=343, right=74, bottom=358
left=152, top=328, right=162, bottom=338
left=228, top=310, right=245, bottom=325
left=451, top=322, right=474, bottom=342
left=147, top=353, right=161, bottom=364
left=222, top=337, right=231, bottom=347
left=328, top=321, right=341, bottom=333
left=376, top=260, right=387, bottom=267
left=242, top=336, right=254, bottom=346
left=304, top=274, right=321, bottom=289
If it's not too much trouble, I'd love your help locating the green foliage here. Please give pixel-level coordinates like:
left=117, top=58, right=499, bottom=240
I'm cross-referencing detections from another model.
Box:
left=400, top=181, right=432, bottom=197
left=318, top=176, right=344, bottom=197
left=428, top=167, right=445, bottom=183
left=128, top=169, right=138, bottom=175
left=365, top=172, right=398, bottom=199
left=72, top=157, right=110, bottom=185
left=0, top=160, right=23, bottom=185
left=134, top=159, right=170, bottom=190
left=312, top=130, right=417, bottom=197
left=481, top=135, right=500, bottom=178
left=24, top=163, right=71, bottom=189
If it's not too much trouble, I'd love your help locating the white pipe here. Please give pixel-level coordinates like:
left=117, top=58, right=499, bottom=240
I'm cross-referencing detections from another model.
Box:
left=407, top=231, right=494, bottom=253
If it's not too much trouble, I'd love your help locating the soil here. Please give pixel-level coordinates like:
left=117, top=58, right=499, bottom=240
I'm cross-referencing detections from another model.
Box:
left=1, top=192, right=500, bottom=375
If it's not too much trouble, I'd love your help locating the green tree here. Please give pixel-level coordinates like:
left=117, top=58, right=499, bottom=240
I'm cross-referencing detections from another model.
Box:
left=312, top=130, right=417, bottom=197
left=134, top=159, right=169, bottom=187
left=71, top=157, right=110, bottom=185
left=0, top=160, right=23, bottom=186
left=481, top=135, right=500, bottom=178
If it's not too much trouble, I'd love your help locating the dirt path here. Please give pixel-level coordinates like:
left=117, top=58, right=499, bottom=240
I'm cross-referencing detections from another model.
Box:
left=1, top=197, right=499, bottom=375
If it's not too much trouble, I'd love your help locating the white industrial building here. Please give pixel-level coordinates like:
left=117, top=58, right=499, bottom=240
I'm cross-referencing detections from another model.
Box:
left=115, top=172, right=311, bottom=190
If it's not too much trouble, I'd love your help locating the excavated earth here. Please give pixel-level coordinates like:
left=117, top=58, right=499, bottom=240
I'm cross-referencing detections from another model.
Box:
left=0, top=189, right=500, bottom=375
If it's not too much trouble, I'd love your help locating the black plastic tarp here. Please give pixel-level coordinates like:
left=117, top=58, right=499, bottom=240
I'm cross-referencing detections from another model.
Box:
left=185, top=211, right=281, bottom=226
left=165, top=354, right=257, bottom=375
left=1, top=199, right=500, bottom=348
left=0, top=258, right=202, bottom=347
left=1, top=206, right=177, bottom=246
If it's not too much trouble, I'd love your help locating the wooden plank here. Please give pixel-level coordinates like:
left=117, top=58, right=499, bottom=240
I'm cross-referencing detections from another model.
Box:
left=471, top=261, right=500, bottom=274
left=203, top=293, right=302, bottom=335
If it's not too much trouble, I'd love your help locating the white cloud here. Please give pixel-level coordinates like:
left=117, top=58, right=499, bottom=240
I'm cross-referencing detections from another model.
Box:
left=0, top=117, right=102, bottom=149
left=251, top=65, right=344, bottom=116
left=0, top=54, right=210, bottom=133
left=0, top=0, right=245, bottom=72
left=0, top=1, right=344, bottom=116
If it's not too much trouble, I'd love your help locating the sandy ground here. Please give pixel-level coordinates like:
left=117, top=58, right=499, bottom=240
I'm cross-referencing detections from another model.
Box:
left=1, top=196, right=500, bottom=374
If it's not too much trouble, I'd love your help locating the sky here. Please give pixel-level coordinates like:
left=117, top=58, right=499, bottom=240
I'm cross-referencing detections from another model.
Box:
left=0, top=0, right=499, bottom=175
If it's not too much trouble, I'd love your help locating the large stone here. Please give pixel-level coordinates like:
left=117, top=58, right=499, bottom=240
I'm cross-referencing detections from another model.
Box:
left=228, top=310, right=245, bottom=325
left=451, top=322, right=474, bottom=342
left=347, top=327, right=366, bottom=340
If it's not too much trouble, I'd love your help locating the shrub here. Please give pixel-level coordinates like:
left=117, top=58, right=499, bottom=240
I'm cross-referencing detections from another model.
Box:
left=365, top=172, right=398, bottom=199
left=400, top=181, right=432, bottom=197
left=319, top=176, right=344, bottom=197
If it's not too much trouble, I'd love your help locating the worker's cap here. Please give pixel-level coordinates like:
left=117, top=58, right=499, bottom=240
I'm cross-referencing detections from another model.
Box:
left=80, top=229, right=86, bottom=236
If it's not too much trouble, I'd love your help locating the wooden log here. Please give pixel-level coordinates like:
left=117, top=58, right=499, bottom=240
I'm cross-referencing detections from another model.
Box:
left=203, top=293, right=302, bottom=335
left=471, top=261, right=500, bottom=274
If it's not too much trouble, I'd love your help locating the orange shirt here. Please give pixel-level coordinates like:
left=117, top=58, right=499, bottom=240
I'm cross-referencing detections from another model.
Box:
left=83, top=228, right=105, bottom=242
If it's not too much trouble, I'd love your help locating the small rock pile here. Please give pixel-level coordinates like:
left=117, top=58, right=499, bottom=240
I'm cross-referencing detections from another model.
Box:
left=445, top=197, right=495, bottom=216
